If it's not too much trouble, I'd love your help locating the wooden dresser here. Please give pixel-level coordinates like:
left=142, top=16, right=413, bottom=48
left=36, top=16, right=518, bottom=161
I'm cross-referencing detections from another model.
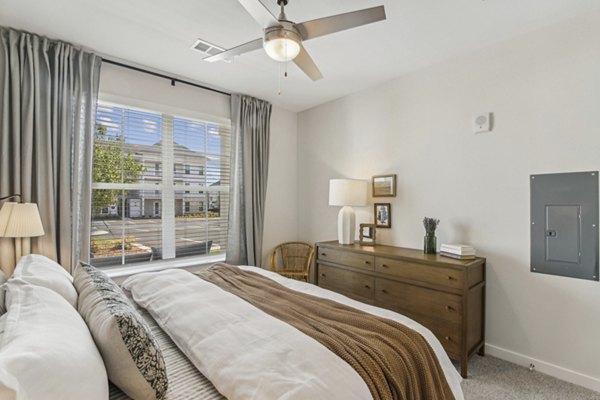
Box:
left=315, top=240, right=485, bottom=378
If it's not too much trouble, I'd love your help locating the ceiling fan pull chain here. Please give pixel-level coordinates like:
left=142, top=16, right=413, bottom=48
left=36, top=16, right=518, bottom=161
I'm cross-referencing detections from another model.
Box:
left=278, top=62, right=282, bottom=95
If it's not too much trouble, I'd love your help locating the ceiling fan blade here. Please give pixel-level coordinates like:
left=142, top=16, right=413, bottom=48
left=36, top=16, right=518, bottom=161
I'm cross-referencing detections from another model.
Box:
left=295, top=6, right=386, bottom=41
left=293, top=45, right=323, bottom=81
left=237, top=0, right=280, bottom=28
left=204, top=38, right=264, bottom=63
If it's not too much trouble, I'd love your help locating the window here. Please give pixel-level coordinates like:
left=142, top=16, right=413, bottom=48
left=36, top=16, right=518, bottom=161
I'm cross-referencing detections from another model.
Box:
left=91, top=102, right=231, bottom=267
left=173, top=117, right=230, bottom=256
left=199, top=165, right=205, bottom=176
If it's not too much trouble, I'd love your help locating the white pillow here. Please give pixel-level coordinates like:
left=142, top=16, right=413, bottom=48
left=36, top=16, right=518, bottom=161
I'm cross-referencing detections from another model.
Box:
left=0, top=313, right=6, bottom=338
left=12, top=254, right=77, bottom=307
left=0, top=279, right=108, bottom=400
left=0, top=271, right=6, bottom=315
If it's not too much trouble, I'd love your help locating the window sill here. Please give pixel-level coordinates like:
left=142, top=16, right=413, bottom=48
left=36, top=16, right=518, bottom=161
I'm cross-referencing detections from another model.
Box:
left=103, top=253, right=226, bottom=279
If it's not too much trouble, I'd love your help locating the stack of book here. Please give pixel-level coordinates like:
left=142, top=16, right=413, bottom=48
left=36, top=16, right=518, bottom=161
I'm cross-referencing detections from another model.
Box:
left=439, top=244, right=476, bottom=260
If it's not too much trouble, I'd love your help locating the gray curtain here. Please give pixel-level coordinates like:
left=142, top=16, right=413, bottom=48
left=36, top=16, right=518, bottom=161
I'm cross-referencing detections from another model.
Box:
left=0, top=27, right=101, bottom=275
left=226, top=94, right=272, bottom=266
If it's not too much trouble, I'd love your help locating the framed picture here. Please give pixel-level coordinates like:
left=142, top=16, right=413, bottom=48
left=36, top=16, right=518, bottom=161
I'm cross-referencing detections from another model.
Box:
left=374, top=203, right=391, bottom=228
left=359, top=223, right=377, bottom=245
left=372, top=174, right=396, bottom=197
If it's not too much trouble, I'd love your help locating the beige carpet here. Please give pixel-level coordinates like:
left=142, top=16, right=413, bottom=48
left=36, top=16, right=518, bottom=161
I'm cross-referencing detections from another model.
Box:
left=461, top=355, right=600, bottom=400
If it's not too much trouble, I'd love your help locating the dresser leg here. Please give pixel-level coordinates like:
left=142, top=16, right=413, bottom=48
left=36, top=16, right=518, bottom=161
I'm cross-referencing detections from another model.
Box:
left=477, top=344, right=485, bottom=356
left=461, top=360, right=468, bottom=378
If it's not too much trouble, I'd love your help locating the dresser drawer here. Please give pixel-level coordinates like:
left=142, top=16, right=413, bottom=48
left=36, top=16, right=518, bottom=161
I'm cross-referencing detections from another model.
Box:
left=411, top=314, right=462, bottom=356
left=375, top=278, right=461, bottom=323
left=375, top=257, right=462, bottom=289
left=318, top=248, right=374, bottom=271
left=318, top=264, right=375, bottom=301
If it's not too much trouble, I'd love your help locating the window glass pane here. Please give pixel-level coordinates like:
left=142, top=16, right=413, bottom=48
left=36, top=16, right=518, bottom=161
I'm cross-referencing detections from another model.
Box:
left=91, top=189, right=161, bottom=267
left=95, top=105, right=162, bottom=183
left=174, top=190, right=225, bottom=257
left=173, top=115, right=230, bottom=259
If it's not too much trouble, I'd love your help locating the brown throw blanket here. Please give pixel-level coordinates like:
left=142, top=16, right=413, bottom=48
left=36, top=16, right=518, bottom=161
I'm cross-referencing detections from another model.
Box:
left=196, top=264, right=454, bottom=400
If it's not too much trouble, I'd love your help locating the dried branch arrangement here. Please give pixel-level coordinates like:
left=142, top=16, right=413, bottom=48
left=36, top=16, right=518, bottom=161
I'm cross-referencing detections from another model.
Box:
left=423, top=217, right=440, bottom=236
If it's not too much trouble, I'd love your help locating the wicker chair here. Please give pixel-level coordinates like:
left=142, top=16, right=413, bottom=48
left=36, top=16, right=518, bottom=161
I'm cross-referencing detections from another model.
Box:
left=269, top=242, right=314, bottom=282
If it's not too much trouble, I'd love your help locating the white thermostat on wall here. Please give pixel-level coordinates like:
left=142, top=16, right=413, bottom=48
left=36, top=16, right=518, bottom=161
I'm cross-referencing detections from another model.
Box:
left=473, top=112, right=492, bottom=134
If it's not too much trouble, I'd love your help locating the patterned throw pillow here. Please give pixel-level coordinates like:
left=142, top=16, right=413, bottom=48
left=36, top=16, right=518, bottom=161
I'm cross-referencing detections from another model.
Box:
left=74, top=262, right=168, bottom=400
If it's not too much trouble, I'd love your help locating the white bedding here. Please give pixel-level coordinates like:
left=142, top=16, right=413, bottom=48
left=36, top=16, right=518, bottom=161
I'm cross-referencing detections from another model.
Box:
left=123, top=266, right=464, bottom=400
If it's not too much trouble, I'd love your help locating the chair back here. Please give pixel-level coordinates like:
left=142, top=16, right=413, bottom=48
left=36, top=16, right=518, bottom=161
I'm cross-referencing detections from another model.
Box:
left=270, top=242, right=314, bottom=279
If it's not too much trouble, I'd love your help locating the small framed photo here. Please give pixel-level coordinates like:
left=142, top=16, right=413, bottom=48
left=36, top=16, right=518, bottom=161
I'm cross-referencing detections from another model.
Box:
left=372, top=174, right=396, bottom=197
left=359, top=223, right=377, bottom=246
left=374, top=203, right=391, bottom=228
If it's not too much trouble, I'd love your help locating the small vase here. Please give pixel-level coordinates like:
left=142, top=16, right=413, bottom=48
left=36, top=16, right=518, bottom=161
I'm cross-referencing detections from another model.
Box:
left=424, top=235, right=437, bottom=254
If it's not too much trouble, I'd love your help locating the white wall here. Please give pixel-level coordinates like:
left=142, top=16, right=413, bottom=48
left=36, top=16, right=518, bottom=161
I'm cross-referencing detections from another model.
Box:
left=99, top=63, right=299, bottom=269
left=99, top=62, right=230, bottom=122
left=298, top=12, right=600, bottom=391
left=262, top=106, right=299, bottom=267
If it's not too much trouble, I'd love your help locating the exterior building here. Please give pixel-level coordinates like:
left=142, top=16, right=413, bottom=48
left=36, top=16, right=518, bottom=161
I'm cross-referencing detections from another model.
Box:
left=95, top=141, right=222, bottom=219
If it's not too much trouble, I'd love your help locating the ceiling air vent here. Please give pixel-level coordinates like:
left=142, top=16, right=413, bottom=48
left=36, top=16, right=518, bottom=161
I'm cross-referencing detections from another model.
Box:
left=192, top=39, right=225, bottom=57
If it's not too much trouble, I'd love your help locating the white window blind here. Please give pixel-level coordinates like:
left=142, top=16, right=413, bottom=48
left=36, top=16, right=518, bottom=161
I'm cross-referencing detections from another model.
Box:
left=172, top=117, right=230, bottom=259
left=90, top=102, right=231, bottom=268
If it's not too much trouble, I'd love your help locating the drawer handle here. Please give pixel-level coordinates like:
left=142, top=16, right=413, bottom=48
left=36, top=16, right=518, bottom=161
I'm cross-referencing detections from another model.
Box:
left=364, top=260, right=371, bottom=265
left=381, top=264, right=389, bottom=268
left=320, top=273, right=326, bottom=277
left=364, top=284, right=370, bottom=289
left=321, top=253, right=327, bottom=256
left=446, top=305, right=455, bottom=311
left=445, top=336, right=451, bottom=341
left=381, top=289, right=388, bottom=294
left=447, top=276, right=456, bottom=281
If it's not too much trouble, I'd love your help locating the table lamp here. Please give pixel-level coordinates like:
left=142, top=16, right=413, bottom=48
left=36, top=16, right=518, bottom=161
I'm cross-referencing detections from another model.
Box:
left=0, top=201, right=45, bottom=261
left=329, top=179, right=368, bottom=244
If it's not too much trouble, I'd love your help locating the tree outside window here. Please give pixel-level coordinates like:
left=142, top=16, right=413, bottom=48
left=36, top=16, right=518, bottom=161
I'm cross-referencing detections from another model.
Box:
left=92, top=125, right=146, bottom=215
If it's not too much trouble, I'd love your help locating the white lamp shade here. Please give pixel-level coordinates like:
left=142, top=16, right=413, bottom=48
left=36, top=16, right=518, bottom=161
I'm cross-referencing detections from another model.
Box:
left=0, top=202, right=17, bottom=236
left=329, top=179, right=368, bottom=206
left=0, top=202, right=45, bottom=238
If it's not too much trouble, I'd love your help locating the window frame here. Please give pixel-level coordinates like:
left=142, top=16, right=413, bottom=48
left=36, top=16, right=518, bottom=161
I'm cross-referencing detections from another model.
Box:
left=91, top=96, right=230, bottom=273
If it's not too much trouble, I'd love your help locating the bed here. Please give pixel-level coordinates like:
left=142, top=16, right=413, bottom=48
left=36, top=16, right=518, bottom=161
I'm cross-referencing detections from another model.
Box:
left=0, top=256, right=464, bottom=400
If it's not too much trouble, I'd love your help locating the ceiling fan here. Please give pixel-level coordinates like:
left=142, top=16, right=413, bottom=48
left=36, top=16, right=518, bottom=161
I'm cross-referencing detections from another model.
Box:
left=203, top=0, right=386, bottom=81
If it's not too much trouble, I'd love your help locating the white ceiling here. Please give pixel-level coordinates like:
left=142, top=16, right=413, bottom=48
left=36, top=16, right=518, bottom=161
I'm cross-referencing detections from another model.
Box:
left=1, top=0, right=599, bottom=112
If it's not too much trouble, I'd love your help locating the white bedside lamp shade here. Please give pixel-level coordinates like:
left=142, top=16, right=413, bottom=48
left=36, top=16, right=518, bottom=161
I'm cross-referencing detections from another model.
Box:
left=0, top=202, right=45, bottom=263
left=0, top=203, right=45, bottom=238
left=0, top=202, right=17, bottom=236
left=329, top=179, right=368, bottom=244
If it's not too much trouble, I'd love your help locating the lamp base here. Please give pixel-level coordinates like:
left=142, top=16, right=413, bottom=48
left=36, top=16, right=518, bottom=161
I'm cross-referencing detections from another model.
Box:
left=12, top=237, right=33, bottom=264
left=337, top=206, right=356, bottom=245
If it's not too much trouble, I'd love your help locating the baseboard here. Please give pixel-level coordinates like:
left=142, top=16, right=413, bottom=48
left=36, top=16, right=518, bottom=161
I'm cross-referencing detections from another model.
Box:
left=485, top=343, right=600, bottom=393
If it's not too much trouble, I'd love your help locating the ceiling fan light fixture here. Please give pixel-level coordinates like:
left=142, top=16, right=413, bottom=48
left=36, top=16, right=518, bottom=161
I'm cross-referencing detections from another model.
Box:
left=263, top=28, right=301, bottom=62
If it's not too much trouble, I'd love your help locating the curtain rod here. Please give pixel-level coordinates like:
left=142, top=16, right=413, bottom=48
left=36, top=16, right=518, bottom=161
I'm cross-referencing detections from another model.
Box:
left=102, top=59, right=231, bottom=97
left=0, top=194, right=21, bottom=201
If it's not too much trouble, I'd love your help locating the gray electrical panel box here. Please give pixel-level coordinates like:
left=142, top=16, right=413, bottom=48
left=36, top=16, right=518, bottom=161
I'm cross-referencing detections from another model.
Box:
left=530, top=171, right=598, bottom=281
